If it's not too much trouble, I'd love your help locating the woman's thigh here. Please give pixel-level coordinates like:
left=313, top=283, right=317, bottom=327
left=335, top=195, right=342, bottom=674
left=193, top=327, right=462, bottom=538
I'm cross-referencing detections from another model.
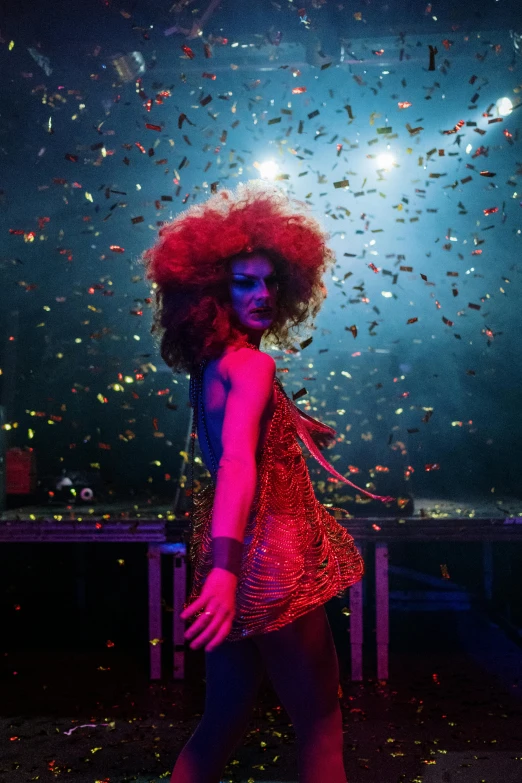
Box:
left=203, top=636, right=266, bottom=726
left=251, top=604, right=340, bottom=733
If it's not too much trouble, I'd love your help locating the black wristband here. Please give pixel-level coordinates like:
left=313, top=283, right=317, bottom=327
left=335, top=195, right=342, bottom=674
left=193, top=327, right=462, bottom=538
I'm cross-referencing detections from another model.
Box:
left=211, top=536, right=243, bottom=577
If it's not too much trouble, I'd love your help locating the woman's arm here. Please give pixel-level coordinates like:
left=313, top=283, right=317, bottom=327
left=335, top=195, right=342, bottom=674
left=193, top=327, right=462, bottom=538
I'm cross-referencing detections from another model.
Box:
left=181, top=348, right=276, bottom=652
left=211, top=348, right=276, bottom=542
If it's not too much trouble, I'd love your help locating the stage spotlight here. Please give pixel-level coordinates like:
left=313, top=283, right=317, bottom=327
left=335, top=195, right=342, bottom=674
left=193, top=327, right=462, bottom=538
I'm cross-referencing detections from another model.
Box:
left=496, top=97, right=513, bottom=117
left=376, top=153, right=395, bottom=170
left=257, top=160, right=280, bottom=180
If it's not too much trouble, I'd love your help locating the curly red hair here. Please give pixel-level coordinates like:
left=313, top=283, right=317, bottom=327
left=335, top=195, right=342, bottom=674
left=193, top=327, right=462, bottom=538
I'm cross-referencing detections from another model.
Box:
left=141, top=180, right=336, bottom=373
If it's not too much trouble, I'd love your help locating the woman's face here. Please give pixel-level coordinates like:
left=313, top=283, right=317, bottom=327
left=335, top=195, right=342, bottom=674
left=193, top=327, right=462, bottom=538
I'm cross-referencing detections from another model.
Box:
left=228, top=254, right=278, bottom=333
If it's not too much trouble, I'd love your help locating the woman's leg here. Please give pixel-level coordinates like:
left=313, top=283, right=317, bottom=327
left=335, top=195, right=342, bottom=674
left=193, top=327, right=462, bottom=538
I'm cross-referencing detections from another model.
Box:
left=170, top=636, right=265, bottom=783
left=253, top=604, right=347, bottom=783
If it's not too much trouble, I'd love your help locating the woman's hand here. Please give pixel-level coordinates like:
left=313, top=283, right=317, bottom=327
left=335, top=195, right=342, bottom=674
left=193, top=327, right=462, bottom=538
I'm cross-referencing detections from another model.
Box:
left=309, top=429, right=336, bottom=451
left=180, top=567, right=238, bottom=652
left=293, top=406, right=337, bottom=451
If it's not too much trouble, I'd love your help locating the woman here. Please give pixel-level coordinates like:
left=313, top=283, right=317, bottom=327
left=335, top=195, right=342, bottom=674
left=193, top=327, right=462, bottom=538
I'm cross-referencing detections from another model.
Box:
left=142, top=181, right=393, bottom=783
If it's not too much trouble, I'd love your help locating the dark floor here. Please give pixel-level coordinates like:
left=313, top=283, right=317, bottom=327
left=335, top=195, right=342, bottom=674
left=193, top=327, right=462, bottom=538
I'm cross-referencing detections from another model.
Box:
left=2, top=608, right=522, bottom=783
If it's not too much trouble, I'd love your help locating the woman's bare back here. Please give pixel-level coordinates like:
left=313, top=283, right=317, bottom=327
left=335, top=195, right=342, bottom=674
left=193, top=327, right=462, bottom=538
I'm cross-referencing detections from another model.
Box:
left=197, top=347, right=278, bottom=478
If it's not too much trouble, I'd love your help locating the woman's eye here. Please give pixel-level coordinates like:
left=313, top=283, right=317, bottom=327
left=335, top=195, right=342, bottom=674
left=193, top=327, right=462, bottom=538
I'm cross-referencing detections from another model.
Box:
left=232, top=279, right=278, bottom=287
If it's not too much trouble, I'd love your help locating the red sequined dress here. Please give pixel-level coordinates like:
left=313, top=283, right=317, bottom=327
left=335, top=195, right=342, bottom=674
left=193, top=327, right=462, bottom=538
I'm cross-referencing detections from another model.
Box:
left=187, top=346, right=394, bottom=642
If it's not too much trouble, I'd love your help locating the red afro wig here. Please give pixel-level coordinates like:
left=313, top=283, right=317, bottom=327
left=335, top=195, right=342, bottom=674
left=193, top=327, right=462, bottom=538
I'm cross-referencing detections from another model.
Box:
left=141, top=180, right=336, bottom=374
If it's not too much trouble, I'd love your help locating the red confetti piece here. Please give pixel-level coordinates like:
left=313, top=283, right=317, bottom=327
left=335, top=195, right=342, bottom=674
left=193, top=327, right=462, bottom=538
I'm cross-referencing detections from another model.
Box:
left=109, top=245, right=125, bottom=253
left=483, top=206, right=498, bottom=215
left=442, top=119, right=465, bottom=135
left=64, top=153, right=78, bottom=162
left=135, top=142, right=146, bottom=153
left=202, top=72, right=216, bottom=79
left=204, top=44, right=212, bottom=58
left=398, top=101, right=412, bottom=109
left=182, top=45, right=195, bottom=59
left=145, top=123, right=162, bottom=131
left=406, top=317, right=418, bottom=325
left=471, top=146, right=488, bottom=158
left=292, top=86, right=307, bottom=94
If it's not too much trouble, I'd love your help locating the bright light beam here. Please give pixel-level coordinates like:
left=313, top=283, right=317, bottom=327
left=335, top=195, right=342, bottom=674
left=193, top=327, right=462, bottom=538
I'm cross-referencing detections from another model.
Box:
left=376, top=153, right=395, bottom=170
left=257, top=160, right=280, bottom=180
left=496, top=97, right=513, bottom=117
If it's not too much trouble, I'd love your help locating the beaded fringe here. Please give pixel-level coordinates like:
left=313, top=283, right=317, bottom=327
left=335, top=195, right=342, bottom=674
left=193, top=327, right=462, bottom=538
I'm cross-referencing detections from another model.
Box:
left=186, top=358, right=373, bottom=641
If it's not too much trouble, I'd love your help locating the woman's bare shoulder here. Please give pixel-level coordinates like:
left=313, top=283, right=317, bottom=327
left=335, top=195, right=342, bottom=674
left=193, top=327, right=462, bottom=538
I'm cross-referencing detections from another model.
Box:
left=223, top=347, right=276, bottom=380
left=223, top=348, right=276, bottom=371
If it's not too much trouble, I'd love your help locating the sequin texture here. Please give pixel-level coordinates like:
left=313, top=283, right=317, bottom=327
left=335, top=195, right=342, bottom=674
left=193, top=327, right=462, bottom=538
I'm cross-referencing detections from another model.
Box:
left=186, top=348, right=370, bottom=642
